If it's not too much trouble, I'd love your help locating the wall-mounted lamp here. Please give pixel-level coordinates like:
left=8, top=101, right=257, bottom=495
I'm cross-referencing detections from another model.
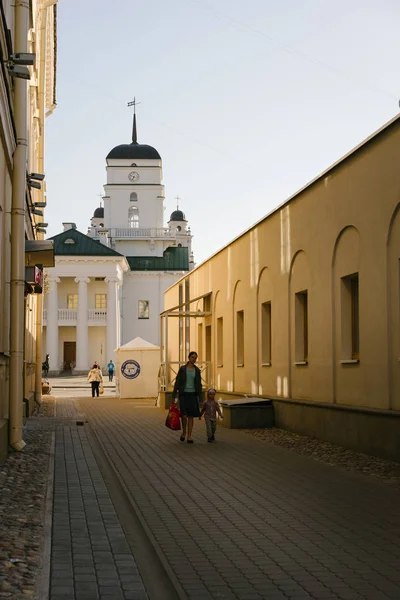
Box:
left=36, top=228, right=47, bottom=234
left=36, top=222, right=48, bottom=228
left=7, top=64, right=30, bottom=79
left=28, top=179, right=41, bottom=190
left=32, top=209, right=43, bottom=216
left=9, top=52, right=35, bottom=65
left=34, top=202, right=46, bottom=208
left=29, top=172, right=45, bottom=181
left=7, top=52, right=35, bottom=80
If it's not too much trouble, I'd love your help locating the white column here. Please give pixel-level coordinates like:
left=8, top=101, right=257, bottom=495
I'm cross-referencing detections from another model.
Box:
left=105, top=277, right=118, bottom=364
left=75, top=276, right=90, bottom=371
left=47, top=276, right=60, bottom=373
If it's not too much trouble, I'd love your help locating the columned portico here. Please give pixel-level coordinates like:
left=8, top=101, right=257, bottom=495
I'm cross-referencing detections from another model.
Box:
left=105, top=277, right=118, bottom=364
left=75, top=276, right=90, bottom=371
left=47, top=276, right=60, bottom=373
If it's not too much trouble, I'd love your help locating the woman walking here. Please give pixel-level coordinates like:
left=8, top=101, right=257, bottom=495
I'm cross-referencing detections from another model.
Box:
left=87, top=363, right=103, bottom=397
left=173, top=351, right=202, bottom=443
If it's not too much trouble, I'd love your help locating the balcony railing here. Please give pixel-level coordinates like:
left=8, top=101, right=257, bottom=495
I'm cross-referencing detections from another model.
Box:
left=88, top=309, right=107, bottom=323
left=43, top=308, right=107, bottom=326
left=58, top=308, right=77, bottom=322
left=93, top=227, right=180, bottom=240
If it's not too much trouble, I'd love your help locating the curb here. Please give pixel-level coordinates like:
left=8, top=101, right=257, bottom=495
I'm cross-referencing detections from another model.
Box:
left=36, top=430, right=55, bottom=600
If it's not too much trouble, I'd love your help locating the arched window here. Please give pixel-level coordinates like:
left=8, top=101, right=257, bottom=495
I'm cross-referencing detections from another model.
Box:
left=128, top=206, right=139, bottom=228
left=130, top=192, right=137, bottom=202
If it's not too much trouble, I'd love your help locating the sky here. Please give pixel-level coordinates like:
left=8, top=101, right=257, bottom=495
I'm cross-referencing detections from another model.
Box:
left=45, top=0, right=400, bottom=264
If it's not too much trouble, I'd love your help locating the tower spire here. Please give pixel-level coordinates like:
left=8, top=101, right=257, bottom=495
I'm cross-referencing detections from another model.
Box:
left=127, top=97, right=141, bottom=144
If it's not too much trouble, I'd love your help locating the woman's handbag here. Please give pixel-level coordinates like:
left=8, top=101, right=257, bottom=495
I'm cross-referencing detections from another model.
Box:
left=99, top=383, right=104, bottom=395
left=165, top=402, right=181, bottom=430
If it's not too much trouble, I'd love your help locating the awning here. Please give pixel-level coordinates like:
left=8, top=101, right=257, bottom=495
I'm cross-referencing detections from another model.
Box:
left=25, top=239, right=55, bottom=267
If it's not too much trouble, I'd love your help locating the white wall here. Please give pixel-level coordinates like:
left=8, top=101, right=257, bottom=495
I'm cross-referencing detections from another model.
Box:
left=103, top=187, right=165, bottom=229
left=88, top=326, right=106, bottom=369
left=114, top=240, right=166, bottom=257
left=121, top=271, right=184, bottom=345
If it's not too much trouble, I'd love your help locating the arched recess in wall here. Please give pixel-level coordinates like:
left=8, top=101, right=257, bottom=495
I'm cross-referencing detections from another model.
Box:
left=256, top=267, right=273, bottom=395
left=331, top=226, right=360, bottom=405
left=288, top=250, right=310, bottom=400
left=387, top=203, right=400, bottom=410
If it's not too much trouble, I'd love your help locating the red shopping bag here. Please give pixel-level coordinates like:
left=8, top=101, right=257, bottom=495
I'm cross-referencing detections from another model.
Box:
left=165, top=402, right=181, bottom=431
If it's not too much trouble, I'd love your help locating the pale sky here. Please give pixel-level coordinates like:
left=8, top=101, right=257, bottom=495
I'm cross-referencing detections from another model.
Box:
left=45, top=0, right=400, bottom=264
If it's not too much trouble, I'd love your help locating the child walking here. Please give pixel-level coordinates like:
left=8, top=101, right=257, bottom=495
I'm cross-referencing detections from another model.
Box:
left=200, top=388, right=223, bottom=442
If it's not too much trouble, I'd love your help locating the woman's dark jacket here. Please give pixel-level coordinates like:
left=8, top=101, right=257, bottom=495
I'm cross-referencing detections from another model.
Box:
left=173, top=364, right=202, bottom=399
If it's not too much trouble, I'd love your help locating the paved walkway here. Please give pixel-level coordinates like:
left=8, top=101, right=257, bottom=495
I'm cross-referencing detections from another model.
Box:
left=71, top=396, right=400, bottom=600
left=44, top=398, right=148, bottom=600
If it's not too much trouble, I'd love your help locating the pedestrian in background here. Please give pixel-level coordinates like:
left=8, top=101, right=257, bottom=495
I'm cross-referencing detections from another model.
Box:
left=87, top=364, right=103, bottom=397
left=200, top=388, right=223, bottom=442
left=173, top=351, right=202, bottom=444
left=107, top=359, right=115, bottom=382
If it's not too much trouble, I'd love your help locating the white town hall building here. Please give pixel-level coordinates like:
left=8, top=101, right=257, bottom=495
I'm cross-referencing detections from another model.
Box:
left=43, top=115, right=194, bottom=374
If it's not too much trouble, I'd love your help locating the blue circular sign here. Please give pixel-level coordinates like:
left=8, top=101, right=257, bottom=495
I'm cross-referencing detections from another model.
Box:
left=121, top=359, right=141, bottom=379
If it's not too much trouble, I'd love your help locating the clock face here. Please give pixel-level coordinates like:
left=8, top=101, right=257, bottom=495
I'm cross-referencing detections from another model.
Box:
left=128, top=171, right=139, bottom=182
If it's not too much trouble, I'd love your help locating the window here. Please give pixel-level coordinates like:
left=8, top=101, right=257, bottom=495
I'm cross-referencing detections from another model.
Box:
left=236, top=310, right=244, bottom=366
left=295, top=291, right=308, bottom=363
left=138, top=300, right=149, bottom=319
left=341, top=273, right=359, bottom=360
left=198, top=323, right=203, bottom=360
left=128, top=206, right=139, bottom=228
left=261, top=302, right=272, bottom=365
left=95, top=294, right=107, bottom=309
left=130, top=192, right=137, bottom=202
left=203, top=294, right=211, bottom=313
left=67, top=294, right=78, bottom=309
left=217, top=317, right=223, bottom=366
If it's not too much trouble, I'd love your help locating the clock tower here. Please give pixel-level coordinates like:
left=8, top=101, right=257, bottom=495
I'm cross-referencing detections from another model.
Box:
left=102, top=111, right=165, bottom=239
left=86, top=110, right=195, bottom=347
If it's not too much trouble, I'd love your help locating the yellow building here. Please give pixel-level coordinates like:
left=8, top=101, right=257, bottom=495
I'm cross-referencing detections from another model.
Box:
left=162, top=114, right=400, bottom=461
left=0, top=0, right=57, bottom=461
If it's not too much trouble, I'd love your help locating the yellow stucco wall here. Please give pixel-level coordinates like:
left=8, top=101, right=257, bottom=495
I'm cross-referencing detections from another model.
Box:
left=164, top=118, right=400, bottom=413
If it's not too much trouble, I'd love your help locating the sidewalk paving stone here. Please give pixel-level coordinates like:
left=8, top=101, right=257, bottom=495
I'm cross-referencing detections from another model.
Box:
left=48, top=398, right=149, bottom=600
left=76, top=396, right=400, bottom=600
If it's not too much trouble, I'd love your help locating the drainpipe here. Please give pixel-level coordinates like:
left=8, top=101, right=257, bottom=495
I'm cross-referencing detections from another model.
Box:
left=9, top=0, right=30, bottom=451
left=34, top=0, right=58, bottom=404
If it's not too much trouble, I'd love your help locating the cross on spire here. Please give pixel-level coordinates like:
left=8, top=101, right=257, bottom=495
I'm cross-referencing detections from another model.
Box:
left=175, top=195, right=181, bottom=210
left=127, top=97, right=141, bottom=144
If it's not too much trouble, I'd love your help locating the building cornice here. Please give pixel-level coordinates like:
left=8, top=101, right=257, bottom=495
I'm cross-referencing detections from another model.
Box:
left=104, top=184, right=163, bottom=188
